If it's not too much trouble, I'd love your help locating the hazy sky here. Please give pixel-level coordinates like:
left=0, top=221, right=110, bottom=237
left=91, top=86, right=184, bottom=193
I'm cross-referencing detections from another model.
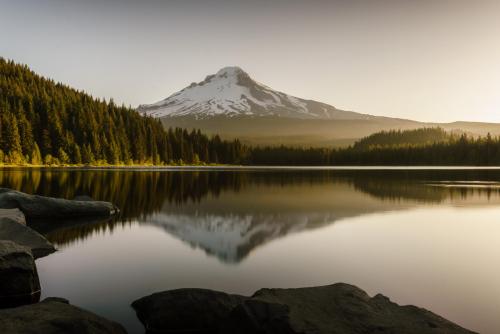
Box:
left=1, top=0, right=500, bottom=122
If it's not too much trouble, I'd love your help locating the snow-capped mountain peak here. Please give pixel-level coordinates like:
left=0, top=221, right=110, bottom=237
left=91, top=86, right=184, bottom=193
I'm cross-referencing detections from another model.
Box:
left=215, top=66, right=245, bottom=77
left=138, top=66, right=374, bottom=120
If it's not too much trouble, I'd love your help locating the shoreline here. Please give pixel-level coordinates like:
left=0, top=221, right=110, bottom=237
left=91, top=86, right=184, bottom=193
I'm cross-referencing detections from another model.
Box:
left=3, top=165, right=500, bottom=171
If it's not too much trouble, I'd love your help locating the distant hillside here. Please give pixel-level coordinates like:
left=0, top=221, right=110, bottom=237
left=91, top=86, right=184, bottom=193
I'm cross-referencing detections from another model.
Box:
left=159, top=114, right=428, bottom=148
left=352, top=128, right=452, bottom=150
left=0, top=58, right=245, bottom=165
left=160, top=115, right=500, bottom=149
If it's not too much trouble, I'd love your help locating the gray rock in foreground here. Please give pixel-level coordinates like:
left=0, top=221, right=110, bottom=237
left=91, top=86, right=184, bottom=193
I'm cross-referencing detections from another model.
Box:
left=132, top=288, right=246, bottom=333
left=132, top=283, right=477, bottom=334
left=0, top=217, right=55, bottom=259
left=0, top=297, right=127, bottom=334
left=0, top=240, right=40, bottom=308
left=0, top=208, right=26, bottom=225
left=0, top=188, right=118, bottom=219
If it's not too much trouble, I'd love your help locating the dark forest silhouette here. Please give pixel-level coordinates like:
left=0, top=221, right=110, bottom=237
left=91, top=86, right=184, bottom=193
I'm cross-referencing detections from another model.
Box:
left=0, top=58, right=247, bottom=165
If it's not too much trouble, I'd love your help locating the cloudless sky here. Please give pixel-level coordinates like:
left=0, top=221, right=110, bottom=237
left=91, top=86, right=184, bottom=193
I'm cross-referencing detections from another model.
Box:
left=1, top=0, right=500, bottom=122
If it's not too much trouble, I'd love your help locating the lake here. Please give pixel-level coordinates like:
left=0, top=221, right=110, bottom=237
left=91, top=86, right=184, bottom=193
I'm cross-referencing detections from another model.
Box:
left=1, top=167, right=499, bottom=333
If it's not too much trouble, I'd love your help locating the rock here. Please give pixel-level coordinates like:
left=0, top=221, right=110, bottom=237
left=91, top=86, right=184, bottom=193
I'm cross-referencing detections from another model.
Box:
left=238, top=283, right=477, bottom=334
left=0, top=208, right=26, bottom=225
left=73, top=195, right=94, bottom=201
left=0, top=188, right=118, bottom=219
left=0, top=217, right=55, bottom=259
left=0, top=297, right=127, bottom=333
left=43, top=296, right=69, bottom=304
left=223, top=299, right=294, bottom=334
left=132, top=283, right=477, bottom=334
left=0, top=240, right=40, bottom=308
left=131, top=288, right=246, bottom=333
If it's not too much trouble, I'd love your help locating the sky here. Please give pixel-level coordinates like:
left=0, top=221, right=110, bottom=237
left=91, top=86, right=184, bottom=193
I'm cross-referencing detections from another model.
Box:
left=1, top=0, right=500, bottom=123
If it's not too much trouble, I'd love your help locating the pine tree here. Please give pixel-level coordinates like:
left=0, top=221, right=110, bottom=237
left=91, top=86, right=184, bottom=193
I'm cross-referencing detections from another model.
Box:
left=58, top=148, right=70, bottom=164
left=72, top=143, right=82, bottom=164
left=3, top=113, right=23, bottom=163
left=82, top=144, right=94, bottom=164
left=31, top=143, right=42, bottom=165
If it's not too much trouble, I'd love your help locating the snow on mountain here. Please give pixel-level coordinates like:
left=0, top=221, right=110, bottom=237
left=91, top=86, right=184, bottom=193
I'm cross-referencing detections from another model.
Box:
left=138, top=66, right=375, bottom=120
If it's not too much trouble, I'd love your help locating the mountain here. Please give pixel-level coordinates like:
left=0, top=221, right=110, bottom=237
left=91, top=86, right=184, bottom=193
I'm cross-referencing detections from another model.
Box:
left=139, top=67, right=500, bottom=147
left=139, top=66, right=375, bottom=121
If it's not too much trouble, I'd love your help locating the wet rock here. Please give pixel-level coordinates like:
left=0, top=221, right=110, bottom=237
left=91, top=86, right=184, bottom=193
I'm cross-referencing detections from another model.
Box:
left=132, top=283, right=477, bottom=334
left=0, top=297, right=127, bottom=333
left=0, top=240, right=40, bottom=308
left=0, top=217, right=55, bottom=259
left=131, top=288, right=246, bottom=333
left=0, top=188, right=118, bottom=219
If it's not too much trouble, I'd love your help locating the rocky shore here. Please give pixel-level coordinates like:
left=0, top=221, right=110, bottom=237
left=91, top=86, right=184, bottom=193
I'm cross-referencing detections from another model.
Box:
left=0, top=188, right=478, bottom=334
left=132, top=284, right=477, bottom=334
left=0, top=189, right=121, bottom=333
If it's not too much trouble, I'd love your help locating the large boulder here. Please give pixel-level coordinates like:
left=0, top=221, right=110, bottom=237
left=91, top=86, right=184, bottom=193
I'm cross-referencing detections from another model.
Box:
left=0, top=240, right=40, bottom=308
left=0, top=297, right=127, bottom=333
left=0, top=208, right=26, bottom=225
left=0, top=216, right=55, bottom=259
left=230, top=283, right=477, bottom=334
left=223, top=298, right=295, bottom=334
left=132, top=283, right=477, bottom=334
left=0, top=188, right=118, bottom=219
left=132, top=288, right=246, bottom=333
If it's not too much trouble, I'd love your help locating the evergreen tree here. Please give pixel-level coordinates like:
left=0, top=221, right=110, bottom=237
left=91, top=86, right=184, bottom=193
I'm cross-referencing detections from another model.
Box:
left=82, top=144, right=95, bottom=164
left=31, top=143, right=42, bottom=165
left=2, top=113, right=23, bottom=164
left=58, top=148, right=70, bottom=164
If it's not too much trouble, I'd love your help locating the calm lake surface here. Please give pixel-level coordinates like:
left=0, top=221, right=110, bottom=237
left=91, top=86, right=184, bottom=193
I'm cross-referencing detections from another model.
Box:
left=2, top=167, right=500, bottom=333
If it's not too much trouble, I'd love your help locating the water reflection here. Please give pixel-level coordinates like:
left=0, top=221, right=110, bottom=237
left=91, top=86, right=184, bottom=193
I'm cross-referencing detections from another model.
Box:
left=2, top=168, right=500, bottom=333
left=2, top=168, right=500, bottom=263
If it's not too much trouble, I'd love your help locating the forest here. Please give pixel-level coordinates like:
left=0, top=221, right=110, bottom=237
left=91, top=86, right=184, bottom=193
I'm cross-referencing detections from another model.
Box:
left=2, top=57, right=500, bottom=166
left=247, top=128, right=500, bottom=166
left=0, top=58, right=247, bottom=165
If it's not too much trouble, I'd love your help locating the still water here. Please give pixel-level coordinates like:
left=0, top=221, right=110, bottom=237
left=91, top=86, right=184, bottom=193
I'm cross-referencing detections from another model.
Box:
left=1, top=168, right=500, bottom=333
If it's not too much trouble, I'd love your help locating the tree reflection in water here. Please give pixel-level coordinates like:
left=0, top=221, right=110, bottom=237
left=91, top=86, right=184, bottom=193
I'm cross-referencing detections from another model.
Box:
left=1, top=168, right=500, bottom=262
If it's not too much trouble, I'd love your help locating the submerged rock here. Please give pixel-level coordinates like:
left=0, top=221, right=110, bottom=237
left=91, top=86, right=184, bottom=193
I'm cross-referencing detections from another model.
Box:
left=0, top=297, right=127, bottom=333
left=132, top=283, right=476, bottom=334
left=0, top=188, right=118, bottom=219
left=0, top=216, right=55, bottom=259
left=0, top=240, right=40, bottom=308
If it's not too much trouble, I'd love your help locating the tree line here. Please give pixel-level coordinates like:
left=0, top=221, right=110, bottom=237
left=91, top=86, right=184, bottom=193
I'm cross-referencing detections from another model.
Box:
left=2, top=58, right=500, bottom=166
left=352, top=128, right=453, bottom=150
left=247, top=130, right=500, bottom=166
left=0, top=58, right=247, bottom=165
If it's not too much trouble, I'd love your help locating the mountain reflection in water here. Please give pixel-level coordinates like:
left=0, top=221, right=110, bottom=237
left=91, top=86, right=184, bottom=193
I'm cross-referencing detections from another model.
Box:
left=1, top=168, right=500, bottom=263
